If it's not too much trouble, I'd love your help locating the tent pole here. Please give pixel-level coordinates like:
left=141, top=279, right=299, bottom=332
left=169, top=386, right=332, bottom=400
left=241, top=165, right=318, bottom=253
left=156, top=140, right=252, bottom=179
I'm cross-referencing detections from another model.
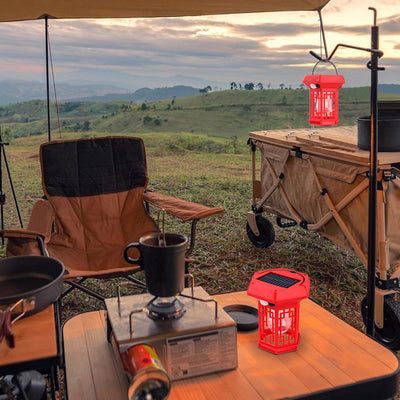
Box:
left=366, top=7, right=380, bottom=338
left=45, top=15, right=51, bottom=141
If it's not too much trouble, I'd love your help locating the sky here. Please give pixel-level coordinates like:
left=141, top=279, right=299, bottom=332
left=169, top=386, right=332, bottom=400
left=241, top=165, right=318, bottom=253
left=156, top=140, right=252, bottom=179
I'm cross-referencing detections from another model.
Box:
left=0, top=0, right=398, bottom=91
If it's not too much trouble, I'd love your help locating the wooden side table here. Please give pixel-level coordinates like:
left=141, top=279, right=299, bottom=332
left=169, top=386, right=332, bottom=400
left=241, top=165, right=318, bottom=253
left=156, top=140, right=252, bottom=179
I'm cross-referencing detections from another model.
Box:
left=0, top=304, right=63, bottom=399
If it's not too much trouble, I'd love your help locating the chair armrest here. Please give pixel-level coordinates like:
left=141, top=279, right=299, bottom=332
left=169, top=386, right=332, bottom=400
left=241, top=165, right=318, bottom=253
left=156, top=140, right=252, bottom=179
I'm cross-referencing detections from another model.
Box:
left=27, top=198, right=55, bottom=242
left=143, top=191, right=224, bottom=221
left=0, top=229, right=47, bottom=257
left=0, top=229, right=45, bottom=240
left=0, top=198, right=54, bottom=257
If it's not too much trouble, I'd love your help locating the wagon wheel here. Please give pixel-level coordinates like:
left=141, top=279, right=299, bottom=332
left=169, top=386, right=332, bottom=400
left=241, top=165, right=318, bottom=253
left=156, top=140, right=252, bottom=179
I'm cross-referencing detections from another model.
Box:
left=246, top=215, right=275, bottom=248
left=361, top=295, right=400, bottom=351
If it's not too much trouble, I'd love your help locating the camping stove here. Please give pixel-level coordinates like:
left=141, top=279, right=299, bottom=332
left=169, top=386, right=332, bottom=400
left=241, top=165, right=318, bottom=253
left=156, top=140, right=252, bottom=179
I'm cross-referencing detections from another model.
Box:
left=105, top=286, right=237, bottom=381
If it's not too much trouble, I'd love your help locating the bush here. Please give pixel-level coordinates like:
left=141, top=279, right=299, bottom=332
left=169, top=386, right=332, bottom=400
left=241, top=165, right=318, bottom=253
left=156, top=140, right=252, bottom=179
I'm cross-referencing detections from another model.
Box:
left=143, top=115, right=153, bottom=124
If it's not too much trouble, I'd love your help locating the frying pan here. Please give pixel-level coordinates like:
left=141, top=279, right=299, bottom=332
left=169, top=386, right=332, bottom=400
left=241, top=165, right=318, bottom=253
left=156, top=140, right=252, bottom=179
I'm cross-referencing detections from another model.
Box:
left=0, top=255, right=65, bottom=347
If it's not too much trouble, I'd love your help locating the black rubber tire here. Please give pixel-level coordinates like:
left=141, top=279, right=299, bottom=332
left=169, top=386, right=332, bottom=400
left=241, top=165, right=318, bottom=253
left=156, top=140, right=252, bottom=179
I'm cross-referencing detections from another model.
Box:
left=361, top=295, right=400, bottom=350
left=246, top=215, right=275, bottom=248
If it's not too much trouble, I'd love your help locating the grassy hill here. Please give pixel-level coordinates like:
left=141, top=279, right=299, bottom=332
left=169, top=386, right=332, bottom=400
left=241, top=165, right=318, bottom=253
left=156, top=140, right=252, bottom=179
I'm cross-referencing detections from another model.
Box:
left=0, top=87, right=380, bottom=140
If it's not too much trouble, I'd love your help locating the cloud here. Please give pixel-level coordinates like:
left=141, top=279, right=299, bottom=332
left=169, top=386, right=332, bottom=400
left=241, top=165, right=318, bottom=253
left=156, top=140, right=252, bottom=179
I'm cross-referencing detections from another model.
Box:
left=0, top=3, right=396, bottom=90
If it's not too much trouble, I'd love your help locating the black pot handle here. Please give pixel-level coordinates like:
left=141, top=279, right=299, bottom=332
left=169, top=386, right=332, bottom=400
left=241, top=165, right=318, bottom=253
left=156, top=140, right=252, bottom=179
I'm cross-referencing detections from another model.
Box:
left=124, top=242, right=142, bottom=266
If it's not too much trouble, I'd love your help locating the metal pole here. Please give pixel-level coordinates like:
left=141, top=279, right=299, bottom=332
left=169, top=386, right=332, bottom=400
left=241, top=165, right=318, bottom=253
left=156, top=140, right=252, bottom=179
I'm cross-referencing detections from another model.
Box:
left=0, top=130, right=3, bottom=246
left=45, top=15, right=51, bottom=141
left=366, top=7, right=379, bottom=338
left=1, top=143, right=23, bottom=228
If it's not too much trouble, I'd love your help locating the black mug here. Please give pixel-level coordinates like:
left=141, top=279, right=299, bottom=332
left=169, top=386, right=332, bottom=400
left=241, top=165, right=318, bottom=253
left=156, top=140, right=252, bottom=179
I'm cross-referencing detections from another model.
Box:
left=124, top=233, right=188, bottom=297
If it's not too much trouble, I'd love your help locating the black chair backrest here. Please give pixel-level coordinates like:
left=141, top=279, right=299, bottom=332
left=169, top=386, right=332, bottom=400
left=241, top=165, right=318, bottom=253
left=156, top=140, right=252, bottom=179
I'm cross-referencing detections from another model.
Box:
left=40, top=136, right=148, bottom=198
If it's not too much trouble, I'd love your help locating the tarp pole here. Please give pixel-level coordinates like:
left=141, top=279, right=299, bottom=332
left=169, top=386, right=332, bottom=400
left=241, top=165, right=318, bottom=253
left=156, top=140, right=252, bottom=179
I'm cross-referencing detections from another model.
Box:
left=366, top=7, right=379, bottom=338
left=45, top=15, right=51, bottom=141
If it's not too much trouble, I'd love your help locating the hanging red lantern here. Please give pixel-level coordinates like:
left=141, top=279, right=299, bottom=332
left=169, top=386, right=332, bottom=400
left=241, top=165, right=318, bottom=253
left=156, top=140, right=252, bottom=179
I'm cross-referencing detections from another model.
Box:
left=303, top=72, right=345, bottom=126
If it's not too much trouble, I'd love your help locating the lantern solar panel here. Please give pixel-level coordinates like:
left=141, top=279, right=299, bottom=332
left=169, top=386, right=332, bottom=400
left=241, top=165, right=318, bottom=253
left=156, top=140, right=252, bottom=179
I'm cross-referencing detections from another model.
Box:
left=257, top=272, right=299, bottom=288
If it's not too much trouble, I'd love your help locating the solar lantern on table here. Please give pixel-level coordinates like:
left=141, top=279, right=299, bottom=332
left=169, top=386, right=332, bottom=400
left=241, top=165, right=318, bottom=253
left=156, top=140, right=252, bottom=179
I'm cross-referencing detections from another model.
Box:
left=247, top=268, right=310, bottom=354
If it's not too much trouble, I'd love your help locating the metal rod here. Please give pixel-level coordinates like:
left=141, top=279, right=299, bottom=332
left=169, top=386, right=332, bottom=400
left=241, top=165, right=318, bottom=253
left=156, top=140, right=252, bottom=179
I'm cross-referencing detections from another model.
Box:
left=1, top=143, right=23, bottom=228
left=45, top=16, right=51, bottom=141
left=317, top=9, right=329, bottom=59
left=328, top=43, right=382, bottom=61
left=0, top=135, right=3, bottom=247
left=310, top=44, right=383, bottom=63
left=366, top=7, right=379, bottom=338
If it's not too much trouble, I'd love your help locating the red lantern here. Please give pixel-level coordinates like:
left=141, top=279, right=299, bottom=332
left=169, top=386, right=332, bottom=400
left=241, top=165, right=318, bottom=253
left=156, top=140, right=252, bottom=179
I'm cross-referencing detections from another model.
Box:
left=247, top=268, right=310, bottom=354
left=303, top=74, right=345, bottom=126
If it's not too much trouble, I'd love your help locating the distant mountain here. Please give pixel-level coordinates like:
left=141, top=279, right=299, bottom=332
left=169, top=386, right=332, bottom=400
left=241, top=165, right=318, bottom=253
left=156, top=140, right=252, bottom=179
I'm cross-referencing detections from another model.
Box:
left=0, top=80, right=130, bottom=106
left=74, top=85, right=201, bottom=103
left=0, top=80, right=202, bottom=105
left=379, top=84, right=400, bottom=94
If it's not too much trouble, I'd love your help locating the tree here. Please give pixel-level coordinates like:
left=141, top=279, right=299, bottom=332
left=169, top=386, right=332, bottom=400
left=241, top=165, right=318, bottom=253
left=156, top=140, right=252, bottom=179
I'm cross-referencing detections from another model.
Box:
left=244, top=83, right=254, bottom=90
left=279, top=83, right=285, bottom=90
left=141, top=102, right=147, bottom=110
left=0, top=126, right=12, bottom=142
left=199, top=85, right=212, bottom=94
left=256, top=82, right=264, bottom=90
left=230, top=82, right=238, bottom=90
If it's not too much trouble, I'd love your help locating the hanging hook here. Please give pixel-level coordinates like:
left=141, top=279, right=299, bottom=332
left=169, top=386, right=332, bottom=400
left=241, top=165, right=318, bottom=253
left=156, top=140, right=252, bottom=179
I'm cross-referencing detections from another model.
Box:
left=368, top=7, right=377, bottom=26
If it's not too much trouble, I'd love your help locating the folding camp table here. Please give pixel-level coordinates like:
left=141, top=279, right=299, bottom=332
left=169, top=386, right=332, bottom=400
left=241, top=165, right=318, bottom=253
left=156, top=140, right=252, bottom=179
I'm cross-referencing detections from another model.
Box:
left=247, top=125, right=400, bottom=347
left=63, top=291, right=399, bottom=399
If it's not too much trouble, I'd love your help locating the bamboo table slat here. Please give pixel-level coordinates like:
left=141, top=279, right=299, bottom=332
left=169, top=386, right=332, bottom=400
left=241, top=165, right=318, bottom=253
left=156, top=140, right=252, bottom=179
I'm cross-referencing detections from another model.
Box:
left=63, top=291, right=399, bottom=400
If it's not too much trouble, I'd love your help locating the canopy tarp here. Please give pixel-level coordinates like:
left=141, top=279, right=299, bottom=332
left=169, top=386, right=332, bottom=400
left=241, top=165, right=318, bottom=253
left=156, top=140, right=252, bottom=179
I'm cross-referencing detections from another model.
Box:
left=1, top=0, right=330, bottom=22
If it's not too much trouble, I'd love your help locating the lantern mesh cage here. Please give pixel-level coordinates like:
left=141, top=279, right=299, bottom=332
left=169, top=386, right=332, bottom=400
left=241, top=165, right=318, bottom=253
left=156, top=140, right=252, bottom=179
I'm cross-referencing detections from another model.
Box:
left=309, top=88, right=337, bottom=125
left=258, top=301, right=300, bottom=354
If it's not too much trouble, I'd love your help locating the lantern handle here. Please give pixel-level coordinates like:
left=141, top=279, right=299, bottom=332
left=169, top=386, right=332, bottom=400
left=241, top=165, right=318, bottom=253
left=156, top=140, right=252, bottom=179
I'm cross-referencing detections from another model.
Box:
left=311, top=59, right=338, bottom=75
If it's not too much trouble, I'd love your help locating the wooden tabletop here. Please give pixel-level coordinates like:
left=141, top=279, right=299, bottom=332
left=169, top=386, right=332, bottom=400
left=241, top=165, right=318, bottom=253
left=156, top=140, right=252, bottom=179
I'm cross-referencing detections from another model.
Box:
left=249, top=126, right=400, bottom=166
left=0, top=305, right=58, bottom=373
left=63, top=291, right=399, bottom=400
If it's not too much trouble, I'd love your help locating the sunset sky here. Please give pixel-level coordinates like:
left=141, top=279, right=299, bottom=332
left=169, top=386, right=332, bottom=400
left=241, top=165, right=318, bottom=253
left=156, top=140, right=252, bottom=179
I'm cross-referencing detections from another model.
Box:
left=0, top=0, right=398, bottom=90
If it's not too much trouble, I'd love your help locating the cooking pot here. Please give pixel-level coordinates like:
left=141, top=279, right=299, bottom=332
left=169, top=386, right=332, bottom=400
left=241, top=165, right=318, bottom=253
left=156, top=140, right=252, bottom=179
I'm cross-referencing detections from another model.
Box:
left=357, top=115, right=400, bottom=152
left=0, top=256, right=65, bottom=347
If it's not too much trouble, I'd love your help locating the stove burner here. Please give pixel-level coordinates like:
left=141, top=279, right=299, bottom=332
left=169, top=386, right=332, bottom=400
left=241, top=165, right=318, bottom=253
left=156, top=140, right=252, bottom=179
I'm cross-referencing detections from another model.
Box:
left=146, top=297, right=186, bottom=320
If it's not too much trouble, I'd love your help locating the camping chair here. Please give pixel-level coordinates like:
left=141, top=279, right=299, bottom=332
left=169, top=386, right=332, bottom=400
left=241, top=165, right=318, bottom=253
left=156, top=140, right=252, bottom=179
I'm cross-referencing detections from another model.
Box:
left=1, top=136, right=224, bottom=301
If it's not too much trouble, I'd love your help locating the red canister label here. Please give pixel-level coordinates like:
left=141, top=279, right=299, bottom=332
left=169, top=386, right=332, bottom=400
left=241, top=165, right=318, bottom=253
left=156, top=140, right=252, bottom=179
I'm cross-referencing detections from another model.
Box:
left=121, top=344, right=165, bottom=375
